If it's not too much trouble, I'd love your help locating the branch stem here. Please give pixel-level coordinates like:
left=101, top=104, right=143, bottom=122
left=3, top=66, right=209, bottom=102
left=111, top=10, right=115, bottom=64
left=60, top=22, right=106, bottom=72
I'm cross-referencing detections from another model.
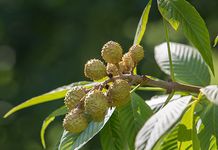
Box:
left=163, top=19, right=175, bottom=81
left=100, top=74, right=200, bottom=93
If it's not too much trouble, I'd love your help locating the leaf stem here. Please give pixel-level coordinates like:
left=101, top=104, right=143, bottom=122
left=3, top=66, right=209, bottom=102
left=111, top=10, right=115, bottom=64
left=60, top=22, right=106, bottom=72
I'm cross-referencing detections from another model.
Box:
left=132, top=86, right=165, bottom=92
left=163, top=19, right=175, bottom=81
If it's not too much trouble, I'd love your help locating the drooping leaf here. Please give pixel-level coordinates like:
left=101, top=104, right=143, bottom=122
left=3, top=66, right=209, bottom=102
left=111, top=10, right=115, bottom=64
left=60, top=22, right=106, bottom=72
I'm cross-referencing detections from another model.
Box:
left=118, top=93, right=153, bottom=150
left=198, top=103, right=218, bottom=150
left=41, top=106, right=68, bottom=149
left=155, top=42, right=211, bottom=86
left=177, top=100, right=200, bottom=149
left=4, top=81, right=91, bottom=118
left=100, top=110, right=127, bottom=150
left=157, top=0, right=214, bottom=73
left=200, top=85, right=218, bottom=106
left=135, top=96, right=192, bottom=150
left=146, top=94, right=181, bottom=113
left=58, top=108, right=115, bottom=150
left=133, top=0, right=152, bottom=45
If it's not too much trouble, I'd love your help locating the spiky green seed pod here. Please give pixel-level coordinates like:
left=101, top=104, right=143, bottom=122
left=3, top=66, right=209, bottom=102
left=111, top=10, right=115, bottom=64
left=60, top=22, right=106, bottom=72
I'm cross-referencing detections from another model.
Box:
left=129, top=45, right=144, bottom=63
left=84, top=90, right=108, bottom=122
left=106, top=63, right=119, bottom=76
left=64, top=86, right=86, bottom=110
left=108, top=79, right=131, bottom=107
left=101, top=41, right=123, bottom=64
left=63, top=108, right=88, bottom=133
left=84, top=59, right=107, bottom=80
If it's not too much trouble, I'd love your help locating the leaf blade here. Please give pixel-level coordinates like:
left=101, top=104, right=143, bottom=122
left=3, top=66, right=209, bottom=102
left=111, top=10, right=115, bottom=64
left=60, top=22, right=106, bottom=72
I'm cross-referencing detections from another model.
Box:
left=58, top=108, right=115, bottom=150
left=200, top=85, right=218, bottom=106
left=4, top=81, right=91, bottom=118
left=177, top=101, right=200, bottom=149
left=134, top=0, right=152, bottom=45
left=100, top=110, right=127, bottom=150
left=198, top=103, right=218, bottom=150
left=155, top=42, right=211, bottom=86
left=40, top=106, right=68, bottom=148
left=118, top=93, right=153, bottom=150
left=135, top=96, right=192, bottom=150
left=157, top=0, right=214, bottom=73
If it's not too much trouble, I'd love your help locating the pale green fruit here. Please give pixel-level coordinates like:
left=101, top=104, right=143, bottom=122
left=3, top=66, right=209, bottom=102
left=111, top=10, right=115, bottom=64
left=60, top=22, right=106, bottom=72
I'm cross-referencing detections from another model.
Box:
left=64, top=86, right=86, bottom=110
left=63, top=108, right=88, bottom=133
left=108, top=79, right=131, bottom=107
left=84, top=90, right=108, bottom=122
left=101, top=41, right=123, bottom=64
left=84, top=59, right=107, bottom=80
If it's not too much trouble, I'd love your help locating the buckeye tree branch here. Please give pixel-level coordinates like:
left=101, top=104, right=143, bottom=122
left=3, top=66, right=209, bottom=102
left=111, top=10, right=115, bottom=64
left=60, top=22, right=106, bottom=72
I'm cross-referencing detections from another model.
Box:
left=99, top=74, right=201, bottom=93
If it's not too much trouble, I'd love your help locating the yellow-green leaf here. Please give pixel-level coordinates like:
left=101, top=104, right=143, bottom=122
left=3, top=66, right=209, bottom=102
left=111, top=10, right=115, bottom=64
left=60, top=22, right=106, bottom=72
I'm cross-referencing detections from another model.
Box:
left=4, top=81, right=91, bottom=118
left=133, top=0, right=152, bottom=45
left=41, top=106, right=67, bottom=149
left=178, top=100, right=200, bottom=149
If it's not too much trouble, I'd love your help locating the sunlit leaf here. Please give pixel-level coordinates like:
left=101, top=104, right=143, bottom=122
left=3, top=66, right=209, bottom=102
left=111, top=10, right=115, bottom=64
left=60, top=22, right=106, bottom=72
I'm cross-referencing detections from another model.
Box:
left=4, top=81, right=91, bottom=118
left=200, top=85, right=218, bottom=105
left=135, top=96, right=192, bottom=150
left=146, top=94, right=181, bottom=113
left=41, top=106, right=67, bottom=148
left=177, top=101, right=200, bottom=149
left=58, top=108, right=115, bottom=150
left=213, top=35, right=218, bottom=47
left=158, top=126, right=179, bottom=150
left=134, top=0, right=152, bottom=45
left=157, top=0, right=214, bottom=74
left=155, top=42, right=211, bottom=86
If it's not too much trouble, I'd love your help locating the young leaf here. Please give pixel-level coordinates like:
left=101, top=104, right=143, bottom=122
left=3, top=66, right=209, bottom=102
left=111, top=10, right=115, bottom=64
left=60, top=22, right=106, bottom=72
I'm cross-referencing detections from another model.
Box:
left=177, top=101, right=200, bottom=149
left=155, top=42, right=211, bottom=86
left=118, top=93, right=153, bottom=150
left=58, top=108, right=115, bottom=150
left=198, top=103, right=218, bottom=150
left=100, top=110, right=127, bottom=150
left=4, top=81, right=91, bottom=118
left=200, top=85, right=218, bottom=105
left=133, top=0, right=152, bottom=45
left=157, top=0, right=214, bottom=74
left=135, top=96, right=192, bottom=150
left=41, top=106, right=68, bottom=149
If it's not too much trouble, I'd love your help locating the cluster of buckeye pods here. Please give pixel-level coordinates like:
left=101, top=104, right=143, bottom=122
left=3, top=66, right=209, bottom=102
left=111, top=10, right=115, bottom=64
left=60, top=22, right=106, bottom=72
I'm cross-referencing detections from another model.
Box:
left=63, top=41, right=144, bottom=133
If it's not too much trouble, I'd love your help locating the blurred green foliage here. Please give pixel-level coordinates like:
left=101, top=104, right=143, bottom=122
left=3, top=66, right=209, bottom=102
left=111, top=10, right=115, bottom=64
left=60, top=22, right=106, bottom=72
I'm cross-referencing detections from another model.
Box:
left=0, top=0, right=217, bottom=149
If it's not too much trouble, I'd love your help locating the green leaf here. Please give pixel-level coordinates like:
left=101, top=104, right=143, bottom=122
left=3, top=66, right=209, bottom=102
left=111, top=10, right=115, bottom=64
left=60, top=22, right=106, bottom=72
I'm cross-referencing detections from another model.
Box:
left=146, top=94, right=181, bottom=113
left=200, top=85, right=218, bottom=106
left=213, top=35, right=218, bottom=47
left=4, top=81, right=91, bottom=118
left=133, top=0, right=152, bottom=45
left=177, top=100, right=200, bottom=149
left=157, top=0, right=214, bottom=74
left=58, top=108, right=115, bottom=150
left=118, top=93, right=153, bottom=150
left=41, top=106, right=68, bottom=149
left=100, top=110, right=127, bottom=150
left=155, top=42, right=211, bottom=86
left=159, top=126, right=179, bottom=150
left=135, top=96, right=192, bottom=150
left=198, top=103, right=218, bottom=150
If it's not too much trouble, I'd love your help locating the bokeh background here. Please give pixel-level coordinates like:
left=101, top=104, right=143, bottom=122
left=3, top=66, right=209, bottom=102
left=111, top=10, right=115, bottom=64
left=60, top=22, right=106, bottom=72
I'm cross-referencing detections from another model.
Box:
left=0, top=0, right=217, bottom=149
